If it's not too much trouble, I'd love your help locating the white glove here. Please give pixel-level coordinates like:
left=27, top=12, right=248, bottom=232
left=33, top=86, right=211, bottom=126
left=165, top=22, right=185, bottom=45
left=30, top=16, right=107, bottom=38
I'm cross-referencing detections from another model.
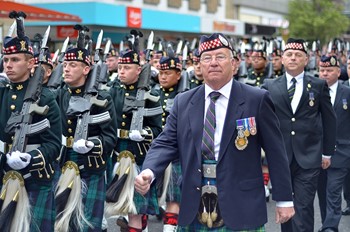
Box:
left=6, top=151, right=31, bottom=170
left=129, top=130, right=145, bottom=142
left=72, top=139, right=94, bottom=154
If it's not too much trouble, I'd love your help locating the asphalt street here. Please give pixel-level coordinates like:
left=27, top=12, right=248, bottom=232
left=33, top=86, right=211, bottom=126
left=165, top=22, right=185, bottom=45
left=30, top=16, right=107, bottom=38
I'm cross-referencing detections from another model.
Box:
left=106, top=194, right=350, bottom=232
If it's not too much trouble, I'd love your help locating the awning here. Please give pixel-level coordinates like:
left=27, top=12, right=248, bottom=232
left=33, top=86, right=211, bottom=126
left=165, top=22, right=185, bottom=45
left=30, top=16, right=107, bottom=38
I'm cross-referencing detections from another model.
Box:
left=0, top=1, right=81, bottom=22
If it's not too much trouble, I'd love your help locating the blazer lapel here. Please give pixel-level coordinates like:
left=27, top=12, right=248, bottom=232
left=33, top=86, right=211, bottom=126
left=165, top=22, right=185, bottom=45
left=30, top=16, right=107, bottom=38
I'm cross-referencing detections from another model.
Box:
left=295, top=74, right=310, bottom=113
left=276, top=75, right=293, bottom=112
left=217, top=81, right=244, bottom=163
left=334, top=84, right=342, bottom=109
left=189, top=86, right=205, bottom=165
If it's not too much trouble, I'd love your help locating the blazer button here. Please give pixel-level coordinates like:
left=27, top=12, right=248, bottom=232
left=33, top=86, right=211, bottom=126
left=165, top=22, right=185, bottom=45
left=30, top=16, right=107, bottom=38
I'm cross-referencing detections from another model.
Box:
left=291, top=118, right=296, bottom=122
left=198, top=169, right=201, bottom=172
left=291, top=131, right=295, bottom=135
left=196, top=187, right=200, bottom=191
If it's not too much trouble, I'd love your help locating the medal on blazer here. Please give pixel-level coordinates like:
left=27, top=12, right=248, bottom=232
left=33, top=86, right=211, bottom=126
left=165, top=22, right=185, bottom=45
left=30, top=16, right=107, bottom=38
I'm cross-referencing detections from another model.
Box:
left=243, top=118, right=250, bottom=137
left=235, top=119, right=248, bottom=150
left=343, top=99, right=348, bottom=110
left=248, top=117, right=257, bottom=135
left=309, top=92, right=315, bottom=107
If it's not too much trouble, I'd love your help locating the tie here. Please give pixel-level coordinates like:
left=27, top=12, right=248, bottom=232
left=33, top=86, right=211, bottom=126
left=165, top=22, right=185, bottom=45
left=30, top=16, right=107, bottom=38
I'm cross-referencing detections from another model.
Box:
left=201, top=91, right=221, bottom=160
left=288, top=78, right=297, bottom=101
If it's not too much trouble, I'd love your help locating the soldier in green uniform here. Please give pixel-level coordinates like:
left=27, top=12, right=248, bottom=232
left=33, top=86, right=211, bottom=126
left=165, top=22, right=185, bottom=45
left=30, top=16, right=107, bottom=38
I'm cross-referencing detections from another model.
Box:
left=106, top=48, right=119, bottom=83
left=271, top=46, right=284, bottom=78
left=157, top=53, right=183, bottom=231
left=55, top=43, right=118, bottom=232
left=0, top=25, right=62, bottom=231
left=106, top=49, right=162, bottom=232
left=246, top=50, right=270, bottom=87
left=189, top=49, right=204, bottom=89
left=33, top=49, right=53, bottom=85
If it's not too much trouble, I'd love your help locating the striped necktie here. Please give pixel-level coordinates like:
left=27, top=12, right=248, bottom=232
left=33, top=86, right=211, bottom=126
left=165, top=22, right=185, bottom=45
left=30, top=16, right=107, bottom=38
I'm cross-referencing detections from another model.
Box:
left=288, top=78, right=297, bottom=101
left=201, top=91, right=221, bottom=160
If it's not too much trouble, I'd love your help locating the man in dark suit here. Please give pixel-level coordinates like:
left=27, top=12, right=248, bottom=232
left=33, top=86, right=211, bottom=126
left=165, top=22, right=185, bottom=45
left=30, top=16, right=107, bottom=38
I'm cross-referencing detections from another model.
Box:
left=317, top=55, right=350, bottom=232
left=135, top=33, right=294, bottom=231
left=262, top=39, right=337, bottom=232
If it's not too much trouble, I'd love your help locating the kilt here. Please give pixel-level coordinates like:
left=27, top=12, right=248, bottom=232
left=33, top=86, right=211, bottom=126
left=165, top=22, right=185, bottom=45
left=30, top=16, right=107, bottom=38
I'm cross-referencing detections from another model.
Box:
left=166, top=161, right=182, bottom=203
left=134, top=164, right=159, bottom=215
left=27, top=182, right=56, bottom=232
left=81, top=173, right=106, bottom=232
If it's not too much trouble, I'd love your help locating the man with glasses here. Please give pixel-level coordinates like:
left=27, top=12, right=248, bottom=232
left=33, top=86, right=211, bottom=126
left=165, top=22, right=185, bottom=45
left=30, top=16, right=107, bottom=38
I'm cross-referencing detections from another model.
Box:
left=135, top=33, right=294, bottom=231
left=262, top=38, right=336, bottom=232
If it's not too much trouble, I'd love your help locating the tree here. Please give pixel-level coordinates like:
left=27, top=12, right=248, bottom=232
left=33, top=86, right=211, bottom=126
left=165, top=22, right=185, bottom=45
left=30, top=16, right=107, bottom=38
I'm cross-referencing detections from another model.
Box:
left=286, top=0, right=349, bottom=45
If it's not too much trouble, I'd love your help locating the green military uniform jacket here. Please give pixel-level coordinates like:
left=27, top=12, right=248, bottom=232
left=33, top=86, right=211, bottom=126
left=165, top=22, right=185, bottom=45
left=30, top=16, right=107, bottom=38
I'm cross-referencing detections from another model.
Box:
left=57, top=84, right=118, bottom=174
left=159, top=85, right=179, bottom=129
left=246, top=68, right=271, bottom=87
left=109, top=80, right=162, bottom=165
left=0, top=78, right=62, bottom=184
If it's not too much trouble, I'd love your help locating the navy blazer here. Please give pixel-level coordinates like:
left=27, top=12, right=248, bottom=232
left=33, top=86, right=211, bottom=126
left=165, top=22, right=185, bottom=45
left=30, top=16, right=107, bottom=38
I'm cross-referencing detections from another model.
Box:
left=262, top=74, right=337, bottom=169
left=142, top=80, right=293, bottom=230
left=331, top=83, right=350, bottom=168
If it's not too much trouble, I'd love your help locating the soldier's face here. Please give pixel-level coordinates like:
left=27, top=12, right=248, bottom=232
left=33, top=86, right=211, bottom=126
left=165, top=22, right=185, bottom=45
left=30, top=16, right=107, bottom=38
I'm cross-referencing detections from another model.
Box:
left=282, top=50, right=308, bottom=76
left=251, top=56, right=266, bottom=70
left=272, top=56, right=283, bottom=71
left=159, top=69, right=181, bottom=89
left=106, top=56, right=119, bottom=72
left=3, top=53, right=34, bottom=83
left=319, top=66, right=340, bottom=87
left=193, top=61, right=203, bottom=80
left=63, top=61, right=90, bottom=87
left=118, top=64, right=141, bottom=85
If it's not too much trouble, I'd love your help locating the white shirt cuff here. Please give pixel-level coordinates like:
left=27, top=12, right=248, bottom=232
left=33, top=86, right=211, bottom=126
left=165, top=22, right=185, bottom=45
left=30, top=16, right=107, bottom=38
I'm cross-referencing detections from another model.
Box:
left=322, top=155, right=331, bottom=159
left=142, top=168, right=155, bottom=183
left=276, top=201, right=294, bottom=207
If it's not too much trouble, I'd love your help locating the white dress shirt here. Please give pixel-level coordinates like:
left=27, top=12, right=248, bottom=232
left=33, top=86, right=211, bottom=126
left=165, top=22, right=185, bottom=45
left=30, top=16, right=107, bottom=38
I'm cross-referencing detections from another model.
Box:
left=329, top=81, right=338, bottom=106
left=286, top=72, right=304, bottom=113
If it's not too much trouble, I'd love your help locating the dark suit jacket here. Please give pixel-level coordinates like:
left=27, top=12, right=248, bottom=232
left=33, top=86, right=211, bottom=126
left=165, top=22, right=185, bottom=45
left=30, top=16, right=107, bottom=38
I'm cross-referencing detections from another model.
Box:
left=142, top=80, right=293, bottom=230
left=343, top=79, right=349, bottom=86
left=262, top=74, right=336, bottom=169
left=331, top=83, right=350, bottom=168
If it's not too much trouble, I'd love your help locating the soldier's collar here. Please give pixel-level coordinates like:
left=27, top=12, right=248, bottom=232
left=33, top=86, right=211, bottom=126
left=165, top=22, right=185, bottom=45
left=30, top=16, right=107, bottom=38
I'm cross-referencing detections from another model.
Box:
left=122, top=84, right=136, bottom=90
left=68, top=85, right=85, bottom=96
left=9, top=79, right=29, bottom=91
left=161, top=87, right=175, bottom=93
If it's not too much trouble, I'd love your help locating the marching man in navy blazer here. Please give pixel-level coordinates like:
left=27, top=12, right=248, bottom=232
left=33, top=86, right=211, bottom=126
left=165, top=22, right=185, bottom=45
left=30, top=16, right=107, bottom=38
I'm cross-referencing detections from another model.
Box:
left=317, top=55, right=350, bottom=232
left=135, top=33, right=294, bottom=231
left=262, top=39, right=337, bottom=232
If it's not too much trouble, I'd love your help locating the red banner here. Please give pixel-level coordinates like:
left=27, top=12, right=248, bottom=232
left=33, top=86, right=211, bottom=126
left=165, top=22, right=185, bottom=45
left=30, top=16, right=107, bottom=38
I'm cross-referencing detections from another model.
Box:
left=57, top=26, right=78, bottom=39
left=127, top=7, right=142, bottom=28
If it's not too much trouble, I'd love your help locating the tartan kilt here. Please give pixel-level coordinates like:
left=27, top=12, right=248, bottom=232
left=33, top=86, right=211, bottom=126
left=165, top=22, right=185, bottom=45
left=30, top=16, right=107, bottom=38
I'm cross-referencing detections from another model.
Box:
left=166, top=161, right=182, bottom=203
left=27, top=182, right=56, bottom=232
left=80, top=173, right=106, bottom=232
left=134, top=164, right=159, bottom=215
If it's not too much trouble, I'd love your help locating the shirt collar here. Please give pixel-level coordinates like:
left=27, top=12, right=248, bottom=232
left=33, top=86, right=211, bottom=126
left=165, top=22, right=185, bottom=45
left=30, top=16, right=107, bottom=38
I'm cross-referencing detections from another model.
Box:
left=286, top=71, right=304, bottom=84
left=204, top=78, right=232, bottom=100
left=329, top=81, right=338, bottom=93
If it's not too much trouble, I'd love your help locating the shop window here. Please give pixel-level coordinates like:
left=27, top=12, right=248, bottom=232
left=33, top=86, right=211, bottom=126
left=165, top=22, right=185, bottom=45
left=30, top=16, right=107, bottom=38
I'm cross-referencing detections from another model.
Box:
left=168, top=0, right=181, bottom=8
left=189, top=0, right=200, bottom=11
left=207, top=0, right=219, bottom=13
left=144, top=0, right=160, bottom=4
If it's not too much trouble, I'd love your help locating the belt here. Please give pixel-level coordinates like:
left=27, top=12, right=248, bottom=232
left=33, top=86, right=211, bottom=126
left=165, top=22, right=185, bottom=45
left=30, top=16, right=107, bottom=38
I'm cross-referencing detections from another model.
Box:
left=117, top=129, right=130, bottom=139
left=202, top=164, right=216, bottom=178
left=62, top=135, right=74, bottom=148
left=0, top=140, right=40, bottom=153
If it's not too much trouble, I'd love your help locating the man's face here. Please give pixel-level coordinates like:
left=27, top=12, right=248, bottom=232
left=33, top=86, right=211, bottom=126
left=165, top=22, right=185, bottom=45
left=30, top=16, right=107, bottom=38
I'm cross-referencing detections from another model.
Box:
left=272, top=56, right=283, bottom=71
left=347, top=60, right=350, bottom=78
left=159, top=69, right=181, bottom=89
left=282, top=50, right=308, bottom=76
left=32, top=63, right=52, bottom=84
left=151, top=58, right=161, bottom=70
left=200, top=48, right=236, bottom=90
left=319, top=66, right=340, bottom=87
left=106, top=56, right=119, bottom=72
left=118, top=63, right=141, bottom=85
left=193, top=61, right=203, bottom=80
left=251, top=56, right=267, bottom=71
left=3, top=53, right=34, bottom=83
left=63, top=61, right=90, bottom=87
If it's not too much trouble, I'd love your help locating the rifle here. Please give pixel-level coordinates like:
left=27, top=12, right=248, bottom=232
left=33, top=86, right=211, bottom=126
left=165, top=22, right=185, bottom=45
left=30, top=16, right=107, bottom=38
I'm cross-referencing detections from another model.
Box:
left=178, top=44, right=190, bottom=93
left=47, top=37, right=69, bottom=90
left=5, top=24, right=51, bottom=156
left=129, top=31, right=163, bottom=133
left=69, top=29, right=111, bottom=144
left=98, top=38, right=111, bottom=86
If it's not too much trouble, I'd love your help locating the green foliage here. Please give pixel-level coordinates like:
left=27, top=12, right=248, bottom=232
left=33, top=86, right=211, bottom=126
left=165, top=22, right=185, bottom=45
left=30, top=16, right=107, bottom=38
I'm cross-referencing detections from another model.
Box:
left=286, top=0, right=349, bottom=45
